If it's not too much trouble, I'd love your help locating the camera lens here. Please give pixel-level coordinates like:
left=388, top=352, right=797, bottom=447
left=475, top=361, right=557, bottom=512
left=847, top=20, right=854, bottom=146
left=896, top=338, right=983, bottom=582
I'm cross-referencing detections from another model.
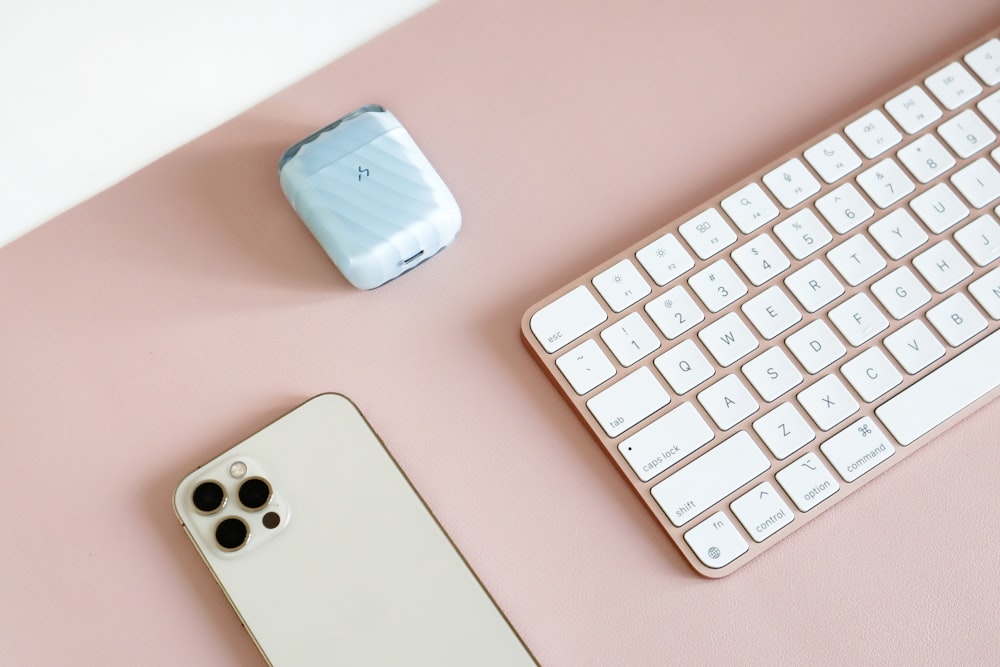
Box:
left=215, top=517, right=249, bottom=551
left=238, top=477, right=271, bottom=510
left=192, top=481, right=225, bottom=513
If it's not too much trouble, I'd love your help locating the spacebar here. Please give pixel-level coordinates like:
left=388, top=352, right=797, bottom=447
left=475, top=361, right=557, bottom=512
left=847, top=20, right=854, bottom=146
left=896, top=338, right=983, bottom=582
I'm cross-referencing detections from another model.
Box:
left=876, top=329, right=1000, bottom=445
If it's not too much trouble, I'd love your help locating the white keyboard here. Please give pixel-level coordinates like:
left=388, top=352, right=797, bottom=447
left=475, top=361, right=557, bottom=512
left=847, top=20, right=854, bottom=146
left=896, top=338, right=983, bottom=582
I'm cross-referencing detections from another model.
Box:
left=521, top=28, right=1000, bottom=577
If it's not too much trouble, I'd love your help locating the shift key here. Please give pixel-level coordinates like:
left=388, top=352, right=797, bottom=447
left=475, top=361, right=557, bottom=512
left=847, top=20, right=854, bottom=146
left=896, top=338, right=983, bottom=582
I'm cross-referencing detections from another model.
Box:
left=651, top=431, right=770, bottom=527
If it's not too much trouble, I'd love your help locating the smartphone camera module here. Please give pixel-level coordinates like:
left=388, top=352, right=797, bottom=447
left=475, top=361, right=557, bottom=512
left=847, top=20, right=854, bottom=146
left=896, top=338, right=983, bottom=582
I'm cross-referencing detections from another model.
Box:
left=192, top=481, right=226, bottom=514
left=180, top=462, right=286, bottom=557
left=216, top=516, right=250, bottom=551
left=238, top=477, right=271, bottom=510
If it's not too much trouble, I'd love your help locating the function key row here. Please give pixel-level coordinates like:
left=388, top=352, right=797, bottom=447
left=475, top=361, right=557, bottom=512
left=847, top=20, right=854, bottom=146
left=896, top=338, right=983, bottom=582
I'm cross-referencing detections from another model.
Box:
left=531, top=140, right=999, bottom=356
left=531, top=192, right=996, bottom=365
left=529, top=41, right=1000, bottom=356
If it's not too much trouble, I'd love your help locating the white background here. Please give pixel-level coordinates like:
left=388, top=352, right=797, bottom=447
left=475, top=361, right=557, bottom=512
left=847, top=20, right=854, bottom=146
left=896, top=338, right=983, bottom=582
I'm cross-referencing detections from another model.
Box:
left=0, top=0, right=437, bottom=247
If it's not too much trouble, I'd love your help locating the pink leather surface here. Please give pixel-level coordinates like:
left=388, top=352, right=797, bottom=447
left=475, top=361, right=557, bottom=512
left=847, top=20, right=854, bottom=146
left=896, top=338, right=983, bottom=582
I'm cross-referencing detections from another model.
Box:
left=2, top=1, right=999, bottom=664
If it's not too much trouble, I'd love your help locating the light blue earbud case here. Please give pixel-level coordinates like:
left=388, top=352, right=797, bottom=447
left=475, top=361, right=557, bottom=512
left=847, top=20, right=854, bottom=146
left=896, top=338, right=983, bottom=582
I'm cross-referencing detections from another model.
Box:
left=279, top=105, right=461, bottom=289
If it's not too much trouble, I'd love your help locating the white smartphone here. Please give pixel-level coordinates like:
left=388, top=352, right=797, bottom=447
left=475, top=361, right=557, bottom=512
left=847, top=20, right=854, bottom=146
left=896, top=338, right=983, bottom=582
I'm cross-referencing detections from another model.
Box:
left=174, top=393, right=536, bottom=666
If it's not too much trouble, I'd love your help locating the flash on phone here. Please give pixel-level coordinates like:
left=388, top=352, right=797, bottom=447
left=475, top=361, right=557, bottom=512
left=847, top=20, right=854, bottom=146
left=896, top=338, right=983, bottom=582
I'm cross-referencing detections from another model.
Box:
left=278, top=105, right=461, bottom=290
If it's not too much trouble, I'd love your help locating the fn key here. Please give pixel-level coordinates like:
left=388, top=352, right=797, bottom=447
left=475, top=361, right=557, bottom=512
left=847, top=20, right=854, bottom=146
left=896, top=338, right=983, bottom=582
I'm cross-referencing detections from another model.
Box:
left=684, top=512, right=749, bottom=568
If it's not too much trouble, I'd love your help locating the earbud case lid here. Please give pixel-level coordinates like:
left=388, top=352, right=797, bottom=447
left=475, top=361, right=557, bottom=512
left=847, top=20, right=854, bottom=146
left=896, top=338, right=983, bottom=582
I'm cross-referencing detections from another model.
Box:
left=279, top=105, right=461, bottom=289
